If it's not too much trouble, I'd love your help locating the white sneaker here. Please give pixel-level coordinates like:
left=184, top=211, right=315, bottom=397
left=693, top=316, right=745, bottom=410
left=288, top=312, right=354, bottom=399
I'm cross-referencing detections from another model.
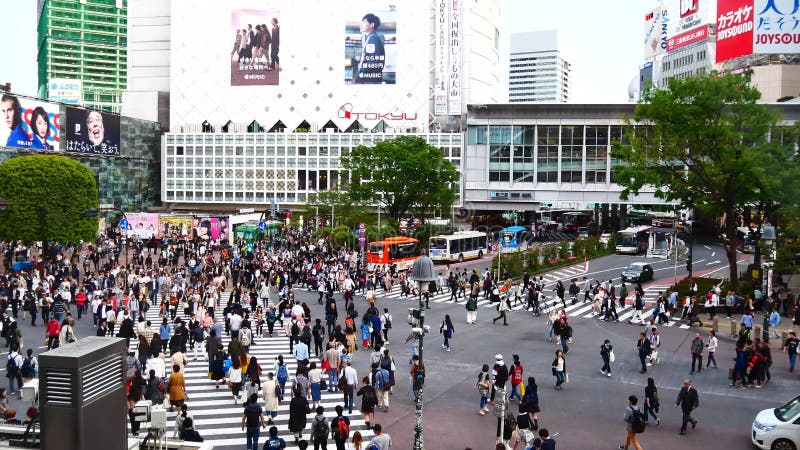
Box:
left=600, top=370, right=606, bottom=375
left=607, top=372, right=612, bottom=377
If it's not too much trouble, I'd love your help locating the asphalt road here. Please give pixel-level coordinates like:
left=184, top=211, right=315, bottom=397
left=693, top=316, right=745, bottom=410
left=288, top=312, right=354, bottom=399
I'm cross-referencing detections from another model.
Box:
left=6, top=241, right=790, bottom=450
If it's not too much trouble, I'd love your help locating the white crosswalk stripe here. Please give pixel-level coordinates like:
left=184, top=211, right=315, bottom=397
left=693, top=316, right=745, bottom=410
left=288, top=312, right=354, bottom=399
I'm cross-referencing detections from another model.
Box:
left=126, top=292, right=375, bottom=449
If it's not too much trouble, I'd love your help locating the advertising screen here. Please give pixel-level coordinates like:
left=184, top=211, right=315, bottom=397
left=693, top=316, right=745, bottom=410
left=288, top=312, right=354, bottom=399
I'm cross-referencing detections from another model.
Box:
left=716, top=0, right=755, bottom=62
left=65, top=107, right=121, bottom=155
left=344, top=1, right=397, bottom=85
left=753, top=0, right=800, bottom=55
left=231, top=9, right=280, bottom=86
left=194, top=216, right=229, bottom=242
left=159, top=216, right=194, bottom=240
left=125, top=213, right=160, bottom=239
left=0, top=94, right=61, bottom=151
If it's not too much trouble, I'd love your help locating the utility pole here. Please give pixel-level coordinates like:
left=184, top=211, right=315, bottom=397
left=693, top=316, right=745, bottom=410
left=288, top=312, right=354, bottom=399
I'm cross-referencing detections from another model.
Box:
left=410, top=255, right=435, bottom=450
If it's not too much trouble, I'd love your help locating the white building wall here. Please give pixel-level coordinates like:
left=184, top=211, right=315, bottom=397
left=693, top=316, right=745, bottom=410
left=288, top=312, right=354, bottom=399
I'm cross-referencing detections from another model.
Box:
left=463, top=0, right=501, bottom=106
left=122, top=0, right=171, bottom=123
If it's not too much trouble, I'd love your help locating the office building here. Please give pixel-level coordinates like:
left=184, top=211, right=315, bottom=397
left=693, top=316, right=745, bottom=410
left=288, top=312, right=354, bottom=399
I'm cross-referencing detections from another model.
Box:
left=37, top=0, right=128, bottom=113
left=508, top=30, right=571, bottom=103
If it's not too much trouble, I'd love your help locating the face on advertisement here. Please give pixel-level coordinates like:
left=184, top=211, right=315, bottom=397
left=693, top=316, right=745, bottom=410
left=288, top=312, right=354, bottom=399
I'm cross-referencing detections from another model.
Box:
left=1, top=98, right=18, bottom=131
left=32, top=107, right=49, bottom=139
left=360, top=14, right=379, bottom=34
left=86, top=110, right=105, bottom=146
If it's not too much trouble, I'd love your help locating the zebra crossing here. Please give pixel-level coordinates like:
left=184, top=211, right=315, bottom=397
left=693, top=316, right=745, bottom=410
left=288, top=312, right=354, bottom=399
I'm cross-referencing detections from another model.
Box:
left=364, top=263, right=692, bottom=329
left=129, top=293, right=375, bottom=449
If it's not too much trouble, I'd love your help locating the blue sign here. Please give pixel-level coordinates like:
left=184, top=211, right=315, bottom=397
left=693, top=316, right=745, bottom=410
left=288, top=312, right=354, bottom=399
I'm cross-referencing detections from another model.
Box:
left=119, top=218, right=129, bottom=231
left=258, top=221, right=267, bottom=232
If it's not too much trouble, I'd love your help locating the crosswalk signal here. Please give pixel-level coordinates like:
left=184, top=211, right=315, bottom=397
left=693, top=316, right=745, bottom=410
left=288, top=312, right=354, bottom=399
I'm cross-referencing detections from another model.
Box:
left=686, top=258, right=692, bottom=272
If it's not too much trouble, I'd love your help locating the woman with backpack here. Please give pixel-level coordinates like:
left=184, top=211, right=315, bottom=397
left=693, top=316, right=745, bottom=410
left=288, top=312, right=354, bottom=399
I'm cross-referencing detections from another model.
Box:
left=274, top=355, right=289, bottom=401
left=475, top=363, right=491, bottom=416
left=439, top=315, right=455, bottom=352
left=466, top=287, right=479, bottom=324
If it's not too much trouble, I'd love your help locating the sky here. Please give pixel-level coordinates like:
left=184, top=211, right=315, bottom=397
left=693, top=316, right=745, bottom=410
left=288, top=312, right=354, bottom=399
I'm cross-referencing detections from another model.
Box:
left=1, top=0, right=660, bottom=103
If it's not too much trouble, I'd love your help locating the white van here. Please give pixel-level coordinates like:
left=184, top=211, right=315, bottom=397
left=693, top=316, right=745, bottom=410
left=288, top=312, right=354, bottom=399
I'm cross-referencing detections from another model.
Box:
left=752, top=395, right=800, bottom=450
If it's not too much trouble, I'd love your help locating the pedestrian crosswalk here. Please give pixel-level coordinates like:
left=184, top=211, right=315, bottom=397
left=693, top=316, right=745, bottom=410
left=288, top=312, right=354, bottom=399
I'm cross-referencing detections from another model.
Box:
left=364, top=264, right=693, bottom=329
left=128, top=292, right=376, bottom=449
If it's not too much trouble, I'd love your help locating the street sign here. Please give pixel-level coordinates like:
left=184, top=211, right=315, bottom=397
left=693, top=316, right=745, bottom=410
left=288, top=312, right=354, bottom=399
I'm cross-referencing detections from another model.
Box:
left=118, top=218, right=129, bottom=231
left=258, top=221, right=267, bottom=232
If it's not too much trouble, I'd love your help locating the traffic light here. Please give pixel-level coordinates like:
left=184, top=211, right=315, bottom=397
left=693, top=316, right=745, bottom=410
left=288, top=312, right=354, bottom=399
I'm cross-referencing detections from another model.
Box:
left=686, top=258, right=692, bottom=272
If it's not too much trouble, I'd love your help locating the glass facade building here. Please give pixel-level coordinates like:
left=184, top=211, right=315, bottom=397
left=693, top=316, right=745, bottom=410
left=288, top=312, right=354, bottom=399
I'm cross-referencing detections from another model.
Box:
left=37, top=0, right=127, bottom=113
left=162, top=132, right=462, bottom=207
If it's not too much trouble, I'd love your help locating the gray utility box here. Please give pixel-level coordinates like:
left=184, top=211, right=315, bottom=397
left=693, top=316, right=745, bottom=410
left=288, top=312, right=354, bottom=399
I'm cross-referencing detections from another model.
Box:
left=39, top=337, right=127, bottom=450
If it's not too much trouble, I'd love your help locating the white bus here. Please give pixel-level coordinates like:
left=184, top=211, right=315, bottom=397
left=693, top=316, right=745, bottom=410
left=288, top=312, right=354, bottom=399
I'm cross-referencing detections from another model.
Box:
left=429, top=231, right=487, bottom=262
left=615, top=225, right=652, bottom=254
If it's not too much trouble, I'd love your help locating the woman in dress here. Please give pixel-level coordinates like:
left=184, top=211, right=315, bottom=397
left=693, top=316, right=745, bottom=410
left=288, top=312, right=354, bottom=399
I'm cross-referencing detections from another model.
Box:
left=228, top=359, right=242, bottom=403
left=288, top=386, right=309, bottom=443
left=167, top=364, right=186, bottom=410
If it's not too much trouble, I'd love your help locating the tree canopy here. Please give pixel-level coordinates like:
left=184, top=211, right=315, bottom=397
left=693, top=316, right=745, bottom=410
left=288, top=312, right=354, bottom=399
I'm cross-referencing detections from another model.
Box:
left=0, top=155, right=99, bottom=244
left=340, top=135, right=459, bottom=221
left=612, top=72, right=800, bottom=288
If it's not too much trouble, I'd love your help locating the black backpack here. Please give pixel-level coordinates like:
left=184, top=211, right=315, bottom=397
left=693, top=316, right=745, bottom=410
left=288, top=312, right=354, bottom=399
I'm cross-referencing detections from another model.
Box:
left=20, top=356, right=34, bottom=378
left=6, top=356, right=19, bottom=376
left=630, top=407, right=647, bottom=433
left=313, top=416, right=329, bottom=439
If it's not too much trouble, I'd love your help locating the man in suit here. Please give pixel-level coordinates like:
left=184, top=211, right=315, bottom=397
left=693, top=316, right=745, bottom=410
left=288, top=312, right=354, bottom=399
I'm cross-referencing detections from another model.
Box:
left=674, top=379, right=699, bottom=435
left=636, top=332, right=651, bottom=374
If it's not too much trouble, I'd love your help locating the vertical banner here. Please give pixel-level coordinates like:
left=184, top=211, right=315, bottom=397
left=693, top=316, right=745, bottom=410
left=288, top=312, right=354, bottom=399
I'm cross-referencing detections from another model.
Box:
left=344, top=1, right=397, bottom=85
left=434, top=0, right=449, bottom=115
left=715, top=0, right=754, bottom=62
left=643, top=7, right=669, bottom=59
left=447, top=0, right=463, bottom=115
left=125, top=213, right=159, bottom=239
left=230, top=9, right=280, bottom=86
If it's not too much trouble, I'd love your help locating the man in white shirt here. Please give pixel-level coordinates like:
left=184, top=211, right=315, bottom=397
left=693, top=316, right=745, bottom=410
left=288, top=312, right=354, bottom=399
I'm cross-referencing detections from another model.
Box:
left=342, top=361, right=358, bottom=414
left=229, top=311, right=243, bottom=339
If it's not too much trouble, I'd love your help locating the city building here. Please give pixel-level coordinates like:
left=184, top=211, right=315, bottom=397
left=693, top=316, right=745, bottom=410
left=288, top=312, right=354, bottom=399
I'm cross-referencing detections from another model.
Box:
left=37, top=0, right=128, bottom=113
left=122, top=0, right=501, bottom=210
left=507, top=30, right=571, bottom=103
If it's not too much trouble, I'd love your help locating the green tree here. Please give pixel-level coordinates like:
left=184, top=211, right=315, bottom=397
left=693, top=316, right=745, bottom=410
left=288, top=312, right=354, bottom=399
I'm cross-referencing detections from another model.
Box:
left=0, top=155, right=98, bottom=244
left=612, top=73, right=799, bottom=288
left=341, top=136, right=458, bottom=221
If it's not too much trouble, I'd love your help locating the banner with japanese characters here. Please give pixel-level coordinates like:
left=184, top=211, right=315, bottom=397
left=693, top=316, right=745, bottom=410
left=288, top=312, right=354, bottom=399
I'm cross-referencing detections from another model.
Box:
left=716, top=0, right=755, bottom=62
left=65, top=107, right=121, bottom=156
left=231, top=9, right=280, bottom=86
left=0, top=94, right=61, bottom=151
left=753, top=0, right=800, bottom=54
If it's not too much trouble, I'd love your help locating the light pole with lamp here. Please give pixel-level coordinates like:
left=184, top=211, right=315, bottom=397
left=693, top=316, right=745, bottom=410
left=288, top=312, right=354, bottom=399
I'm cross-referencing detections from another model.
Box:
left=409, top=253, right=436, bottom=450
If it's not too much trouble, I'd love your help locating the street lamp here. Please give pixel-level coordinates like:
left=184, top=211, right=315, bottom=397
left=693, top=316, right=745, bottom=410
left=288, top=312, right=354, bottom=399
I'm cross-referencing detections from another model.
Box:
left=409, top=254, right=436, bottom=450
left=0, top=198, right=49, bottom=262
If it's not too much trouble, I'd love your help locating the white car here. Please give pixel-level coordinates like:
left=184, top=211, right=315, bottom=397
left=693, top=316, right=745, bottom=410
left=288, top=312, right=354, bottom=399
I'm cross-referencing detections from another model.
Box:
left=599, top=233, right=611, bottom=244
left=752, top=395, right=800, bottom=450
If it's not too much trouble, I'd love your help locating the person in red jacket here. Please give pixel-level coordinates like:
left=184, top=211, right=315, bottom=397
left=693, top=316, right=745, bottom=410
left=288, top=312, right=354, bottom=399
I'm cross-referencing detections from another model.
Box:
left=75, top=288, right=87, bottom=320
left=509, top=354, right=524, bottom=401
left=45, top=317, right=61, bottom=350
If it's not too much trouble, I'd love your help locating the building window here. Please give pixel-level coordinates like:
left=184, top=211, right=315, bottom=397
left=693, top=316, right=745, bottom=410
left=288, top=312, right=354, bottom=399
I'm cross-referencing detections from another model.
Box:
left=468, top=125, right=488, bottom=144
left=513, top=126, right=535, bottom=182
left=560, top=125, right=583, bottom=183
left=489, top=126, right=511, bottom=182
left=536, top=126, right=559, bottom=183
left=585, top=126, right=608, bottom=183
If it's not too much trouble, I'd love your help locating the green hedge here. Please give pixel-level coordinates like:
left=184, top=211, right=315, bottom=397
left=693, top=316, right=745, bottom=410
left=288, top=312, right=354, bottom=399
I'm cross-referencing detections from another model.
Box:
left=492, top=235, right=615, bottom=279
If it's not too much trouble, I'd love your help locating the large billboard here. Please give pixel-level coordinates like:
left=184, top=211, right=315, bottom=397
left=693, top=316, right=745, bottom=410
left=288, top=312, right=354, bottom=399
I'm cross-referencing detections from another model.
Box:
left=344, top=1, right=397, bottom=85
left=231, top=9, right=280, bottom=86
left=447, top=0, right=463, bottom=116
left=125, top=213, right=159, bottom=239
left=433, top=0, right=448, bottom=115
left=194, top=216, right=229, bottom=241
left=753, top=0, right=800, bottom=54
left=0, top=94, right=61, bottom=151
left=644, top=7, right=669, bottom=59
left=159, top=216, right=193, bottom=240
left=65, top=107, right=121, bottom=155
left=716, top=0, right=755, bottom=62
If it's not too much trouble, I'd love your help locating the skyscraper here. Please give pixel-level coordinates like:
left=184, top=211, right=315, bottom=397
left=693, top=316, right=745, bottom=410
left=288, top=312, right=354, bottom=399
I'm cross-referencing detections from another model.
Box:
left=508, top=30, right=571, bottom=103
left=37, top=0, right=127, bottom=113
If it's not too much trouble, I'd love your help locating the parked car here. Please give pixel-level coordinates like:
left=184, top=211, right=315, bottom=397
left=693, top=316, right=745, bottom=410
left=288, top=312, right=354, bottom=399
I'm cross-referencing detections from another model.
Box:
left=599, top=233, right=611, bottom=244
left=621, top=262, right=654, bottom=283
left=752, top=395, right=800, bottom=450
left=576, top=227, right=589, bottom=240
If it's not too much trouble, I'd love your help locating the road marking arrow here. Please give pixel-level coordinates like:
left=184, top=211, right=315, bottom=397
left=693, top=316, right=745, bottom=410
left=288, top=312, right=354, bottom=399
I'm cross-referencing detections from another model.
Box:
left=706, top=260, right=721, bottom=266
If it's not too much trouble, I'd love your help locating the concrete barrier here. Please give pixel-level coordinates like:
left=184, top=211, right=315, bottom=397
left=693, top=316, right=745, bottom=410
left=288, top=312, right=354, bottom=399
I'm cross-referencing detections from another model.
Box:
left=730, top=320, right=737, bottom=338
left=712, top=316, right=719, bottom=333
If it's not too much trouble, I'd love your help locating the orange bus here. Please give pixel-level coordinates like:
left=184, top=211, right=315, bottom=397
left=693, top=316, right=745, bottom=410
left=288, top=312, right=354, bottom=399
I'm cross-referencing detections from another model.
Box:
left=367, top=236, right=421, bottom=271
